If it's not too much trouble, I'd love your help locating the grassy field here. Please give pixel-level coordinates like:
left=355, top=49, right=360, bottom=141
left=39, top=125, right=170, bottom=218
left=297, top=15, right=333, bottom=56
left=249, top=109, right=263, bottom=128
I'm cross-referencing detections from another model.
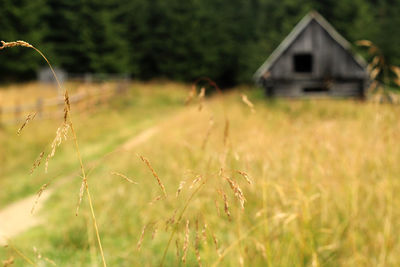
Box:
left=1, top=82, right=400, bottom=266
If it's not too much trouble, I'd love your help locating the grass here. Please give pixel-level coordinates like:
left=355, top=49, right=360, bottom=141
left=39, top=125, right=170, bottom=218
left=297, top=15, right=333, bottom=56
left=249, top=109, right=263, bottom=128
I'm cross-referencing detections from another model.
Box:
left=0, top=81, right=187, bottom=207
left=2, top=82, right=400, bottom=266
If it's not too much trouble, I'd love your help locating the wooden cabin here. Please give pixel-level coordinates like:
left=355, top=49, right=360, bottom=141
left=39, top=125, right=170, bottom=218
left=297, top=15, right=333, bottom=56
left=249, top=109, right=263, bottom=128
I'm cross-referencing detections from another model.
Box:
left=254, top=11, right=368, bottom=98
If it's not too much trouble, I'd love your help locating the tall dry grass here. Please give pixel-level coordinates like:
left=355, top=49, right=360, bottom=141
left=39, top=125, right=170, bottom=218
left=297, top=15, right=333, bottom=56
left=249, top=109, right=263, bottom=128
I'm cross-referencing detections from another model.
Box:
left=2, top=84, right=400, bottom=266
left=0, top=40, right=107, bottom=266
left=356, top=40, right=400, bottom=102
left=1, top=40, right=400, bottom=267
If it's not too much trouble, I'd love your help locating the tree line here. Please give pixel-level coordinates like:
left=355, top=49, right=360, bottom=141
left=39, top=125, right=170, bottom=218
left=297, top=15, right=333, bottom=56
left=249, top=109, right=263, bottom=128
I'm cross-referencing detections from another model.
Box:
left=0, top=0, right=399, bottom=86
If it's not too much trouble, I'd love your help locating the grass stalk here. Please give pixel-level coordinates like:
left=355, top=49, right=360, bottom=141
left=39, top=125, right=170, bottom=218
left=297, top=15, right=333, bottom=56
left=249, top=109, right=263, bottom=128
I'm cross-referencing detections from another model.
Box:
left=0, top=40, right=107, bottom=267
left=69, top=124, right=107, bottom=266
left=211, top=219, right=269, bottom=267
left=8, top=242, right=38, bottom=267
left=160, top=182, right=205, bottom=267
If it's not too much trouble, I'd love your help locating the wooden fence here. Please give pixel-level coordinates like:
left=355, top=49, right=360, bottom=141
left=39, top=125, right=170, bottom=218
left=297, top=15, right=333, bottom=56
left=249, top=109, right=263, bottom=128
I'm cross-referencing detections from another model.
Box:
left=0, top=82, right=129, bottom=125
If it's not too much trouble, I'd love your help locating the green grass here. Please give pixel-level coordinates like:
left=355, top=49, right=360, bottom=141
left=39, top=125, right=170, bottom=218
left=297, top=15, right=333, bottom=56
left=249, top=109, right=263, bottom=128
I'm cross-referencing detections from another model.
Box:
left=0, top=82, right=187, bottom=207
left=2, top=83, right=400, bottom=266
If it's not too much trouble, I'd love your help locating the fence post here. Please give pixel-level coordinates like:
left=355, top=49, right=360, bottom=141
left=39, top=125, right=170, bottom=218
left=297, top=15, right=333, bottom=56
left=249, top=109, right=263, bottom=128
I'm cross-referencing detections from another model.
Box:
left=103, top=88, right=108, bottom=104
left=36, top=98, right=43, bottom=118
left=96, top=87, right=102, bottom=106
left=14, top=101, right=21, bottom=122
left=86, top=90, right=91, bottom=111
left=115, top=82, right=128, bottom=96
left=114, top=84, right=119, bottom=96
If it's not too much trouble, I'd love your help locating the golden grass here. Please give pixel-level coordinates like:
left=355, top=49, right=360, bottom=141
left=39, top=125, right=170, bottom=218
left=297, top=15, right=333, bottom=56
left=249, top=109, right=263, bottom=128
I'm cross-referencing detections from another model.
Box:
left=140, top=155, right=168, bottom=198
left=110, top=172, right=138, bottom=184
left=30, top=182, right=50, bottom=214
left=182, top=219, right=190, bottom=264
left=241, top=94, right=255, bottom=113
left=0, top=41, right=33, bottom=49
left=356, top=39, right=400, bottom=100
left=2, top=39, right=400, bottom=266
left=2, top=86, right=400, bottom=266
left=17, top=112, right=36, bottom=135
left=0, top=40, right=107, bottom=266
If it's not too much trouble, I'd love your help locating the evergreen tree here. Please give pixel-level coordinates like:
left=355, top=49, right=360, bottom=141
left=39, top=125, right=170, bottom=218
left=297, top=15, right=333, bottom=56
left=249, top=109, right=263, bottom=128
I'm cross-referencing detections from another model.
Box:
left=0, top=0, right=46, bottom=81
left=1, top=0, right=399, bottom=85
left=43, top=0, right=90, bottom=73
left=119, top=0, right=148, bottom=77
left=373, top=0, right=400, bottom=66
left=80, top=0, right=129, bottom=73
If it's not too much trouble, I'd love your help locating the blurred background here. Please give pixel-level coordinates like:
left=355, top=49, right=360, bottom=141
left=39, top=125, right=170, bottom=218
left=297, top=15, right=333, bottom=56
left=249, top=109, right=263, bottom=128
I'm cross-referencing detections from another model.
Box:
left=0, top=0, right=399, bottom=86
left=2, top=1, right=400, bottom=266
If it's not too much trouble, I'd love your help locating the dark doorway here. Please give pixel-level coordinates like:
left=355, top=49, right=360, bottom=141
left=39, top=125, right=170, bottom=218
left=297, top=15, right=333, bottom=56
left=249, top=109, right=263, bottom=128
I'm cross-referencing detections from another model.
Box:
left=294, top=53, right=313, bottom=73
left=302, top=87, right=328, bottom=93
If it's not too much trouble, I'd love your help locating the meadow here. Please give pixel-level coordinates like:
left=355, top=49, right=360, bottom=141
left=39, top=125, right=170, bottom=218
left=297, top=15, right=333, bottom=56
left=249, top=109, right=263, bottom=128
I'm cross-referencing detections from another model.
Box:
left=1, top=81, right=400, bottom=266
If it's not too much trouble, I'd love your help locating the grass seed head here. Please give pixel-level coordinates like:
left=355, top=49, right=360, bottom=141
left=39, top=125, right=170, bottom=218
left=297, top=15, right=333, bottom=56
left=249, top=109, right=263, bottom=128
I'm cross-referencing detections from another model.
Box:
left=241, top=94, right=255, bottom=113
left=195, top=219, right=202, bottom=267
left=149, top=195, right=162, bottom=205
left=255, top=241, right=267, bottom=259
left=63, top=90, right=70, bottom=123
left=45, top=122, right=70, bottom=173
left=218, top=189, right=231, bottom=219
left=198, top=87, right=206, bottom=111
left=202, top=223, right=208, bottom=242
left=224, top=176, right=246, bottom=209
left=30, top=151, right=44, bottom=174
left=391, top=66, right=400, bottom=86
left=370, top=67, right=380, bottom=80
left=76, top=178, right=87, bottom=216
left=165, top=209, right=178, bottom=230
left=189, top=175, right=202, bottom=189
left=370, top=56, right=380, bottom=68
left=137, top=225, right=147, bottom=251
left=0, top=40, right=33, bottom=50
left=391, top=65, right=400, bottom=78
left=140, top=155, right=167, bottom=197
left=355, top=40, right=373, bottom=47
left=182, top=219, right=190, bottom=263
left=31, top=182, right=51, bottom=214
left=176, top=180, right=186, bottom=197
left=110, top=172, right=138, bottom=184
left=239, top=255, right=244, bottom=267
left=211, top=232, right=221, bottom=257
left=17, top=112, right=37, bottom=135
left=175, top=237, right=181, bottom=259
left=236, top=170, right=252, bottom=185
left=185, top=85, right=197, bottom=105
left=2, top=256, right=14, bottom=267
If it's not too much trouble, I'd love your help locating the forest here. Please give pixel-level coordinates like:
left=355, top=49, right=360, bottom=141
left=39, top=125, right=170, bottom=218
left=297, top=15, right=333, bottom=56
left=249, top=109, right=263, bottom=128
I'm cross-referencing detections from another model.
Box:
left=0, top=0, right=399, bottom=86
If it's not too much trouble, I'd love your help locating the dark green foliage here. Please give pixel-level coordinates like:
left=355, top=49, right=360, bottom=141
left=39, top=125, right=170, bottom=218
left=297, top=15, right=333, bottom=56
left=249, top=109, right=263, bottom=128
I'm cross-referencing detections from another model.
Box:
left=43, top=0, right=90, bottom=73
left=0, top=0, right=46, bottom=81
left=0, top=0, right=399, bottom=86
left=44, top=0, right=128, bottom=73
left=371, top=0, right=400, bottom=66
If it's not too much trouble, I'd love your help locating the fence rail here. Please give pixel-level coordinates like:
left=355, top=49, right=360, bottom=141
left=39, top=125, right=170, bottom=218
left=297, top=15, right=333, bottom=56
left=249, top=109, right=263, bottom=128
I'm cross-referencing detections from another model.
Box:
left=0, top=82, right=128, bottom=125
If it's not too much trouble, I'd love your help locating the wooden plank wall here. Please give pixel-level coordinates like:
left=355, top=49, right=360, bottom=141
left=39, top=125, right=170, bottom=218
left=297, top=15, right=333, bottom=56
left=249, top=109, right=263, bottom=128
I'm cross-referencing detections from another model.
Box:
left=264, top=20, right=367, bottom=98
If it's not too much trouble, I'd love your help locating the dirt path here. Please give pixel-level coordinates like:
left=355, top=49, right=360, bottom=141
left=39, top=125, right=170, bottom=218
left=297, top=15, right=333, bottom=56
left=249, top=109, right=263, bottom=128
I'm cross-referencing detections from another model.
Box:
left=0, top=123, right=161, bottom=246
left=0, top=190, right=53, bottom=246
left=0, top=105, right=196, bottom=245
left=121, top=125, right=159, bottom=150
